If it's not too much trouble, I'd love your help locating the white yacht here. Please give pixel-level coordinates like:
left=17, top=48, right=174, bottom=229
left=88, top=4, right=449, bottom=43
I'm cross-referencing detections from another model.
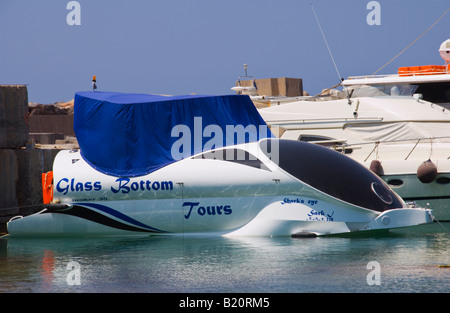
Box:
left=6, top=91, right=432, bottom=237
left=259, top=40, right=450, bottom=221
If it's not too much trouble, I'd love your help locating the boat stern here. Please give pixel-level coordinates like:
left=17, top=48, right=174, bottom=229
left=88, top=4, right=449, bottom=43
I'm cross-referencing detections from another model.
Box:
left=360, top=207, right=434, bottom=232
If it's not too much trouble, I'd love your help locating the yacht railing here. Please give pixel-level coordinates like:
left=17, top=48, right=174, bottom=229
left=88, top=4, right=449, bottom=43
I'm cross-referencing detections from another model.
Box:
left=346, top=74, right=399, bottom=80
left=347, top=69, right=450, bottom=81
left=329, top=136, right=450, bottom=161
left=267, top=117, right=383, bottom=125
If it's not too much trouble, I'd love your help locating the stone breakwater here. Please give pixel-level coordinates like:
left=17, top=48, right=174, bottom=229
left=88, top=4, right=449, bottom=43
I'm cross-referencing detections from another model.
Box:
left=0, top=85, right=74, bottom=233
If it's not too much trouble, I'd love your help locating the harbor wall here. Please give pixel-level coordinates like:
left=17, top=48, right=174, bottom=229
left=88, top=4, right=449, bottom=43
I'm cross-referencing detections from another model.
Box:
left=0, top=149, right=59, bottom=222
left=0, top=85, right=29, bottom=148
left=29, top=115, right=75, bottom=137
left=235, top=77, right=304, bottom=97
left=0, top=85, right=61, bottom=233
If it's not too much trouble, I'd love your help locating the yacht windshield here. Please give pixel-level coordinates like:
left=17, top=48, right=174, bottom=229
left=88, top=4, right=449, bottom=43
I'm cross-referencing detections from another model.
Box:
left=348, top=84, right=419, bottom=97
left=260, top=139, right=404, bottom=212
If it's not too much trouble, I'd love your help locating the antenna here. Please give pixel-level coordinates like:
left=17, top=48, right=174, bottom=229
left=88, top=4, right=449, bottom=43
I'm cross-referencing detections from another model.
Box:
left=311, top=5, right=351, bottom=104
left=231, top=64, right=258, bottom=95
left=92, top=75, right=97, bottom=91
left=240, top=64, right=253, bottom=79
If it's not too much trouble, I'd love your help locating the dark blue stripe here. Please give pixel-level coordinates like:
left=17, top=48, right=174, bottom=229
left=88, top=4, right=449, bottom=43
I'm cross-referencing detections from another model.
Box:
left=77, top=202, right=164, bottom=232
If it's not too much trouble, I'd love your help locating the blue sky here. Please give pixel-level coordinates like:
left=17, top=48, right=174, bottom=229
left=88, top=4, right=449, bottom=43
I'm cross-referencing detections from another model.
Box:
left=0, top=0, right=449, bottom=103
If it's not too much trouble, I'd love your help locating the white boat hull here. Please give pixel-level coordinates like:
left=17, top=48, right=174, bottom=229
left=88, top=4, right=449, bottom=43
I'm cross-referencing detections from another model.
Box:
left=7, top=140, right=434, bottom=237
left=7, top=201, right=432, bottom=237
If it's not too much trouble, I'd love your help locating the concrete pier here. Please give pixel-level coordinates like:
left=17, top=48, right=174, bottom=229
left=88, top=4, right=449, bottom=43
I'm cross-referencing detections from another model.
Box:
left=0, top=85, right=29, bottom=148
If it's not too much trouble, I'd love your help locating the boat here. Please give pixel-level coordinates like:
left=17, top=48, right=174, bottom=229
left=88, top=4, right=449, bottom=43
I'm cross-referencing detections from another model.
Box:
left=258, top=39, right=450, bottom=221
left=230, top=84, right=257, bottom=96
left=230, top=64, right=258, bottom=96
left=7, top=91, right=433, bottom=237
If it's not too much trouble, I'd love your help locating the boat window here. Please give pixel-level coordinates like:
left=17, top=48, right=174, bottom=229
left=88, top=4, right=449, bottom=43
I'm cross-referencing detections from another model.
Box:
left=371, top=182, right=393, bottom=204
left=415, top=82, right=450, bottom=104
left=193, top=148, right=270, bottom=171
left=298, top=135, right=335, bottom=144
left=348, top=84, right=419, bottom=97
left=298, top=135, right=352, bottom=154
left=436, top=177, right=450, bottom=185
left=260, top=139, right=404, bottom=212
left=382, top=84, right=418, bottom=96
left=387, top=179, right=404, bottom=187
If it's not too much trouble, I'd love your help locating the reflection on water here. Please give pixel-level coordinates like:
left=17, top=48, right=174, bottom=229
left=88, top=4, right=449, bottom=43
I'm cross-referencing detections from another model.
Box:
left=0, top=223, right=448, bottom=293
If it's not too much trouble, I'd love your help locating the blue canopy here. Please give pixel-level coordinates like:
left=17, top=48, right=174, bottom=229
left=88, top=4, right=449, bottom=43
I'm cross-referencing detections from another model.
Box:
left=74, top=91, right=272, bottom=177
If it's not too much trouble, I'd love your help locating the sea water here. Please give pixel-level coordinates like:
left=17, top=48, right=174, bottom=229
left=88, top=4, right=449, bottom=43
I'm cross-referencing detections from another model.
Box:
left=0, top=223, right=448, bottom=294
